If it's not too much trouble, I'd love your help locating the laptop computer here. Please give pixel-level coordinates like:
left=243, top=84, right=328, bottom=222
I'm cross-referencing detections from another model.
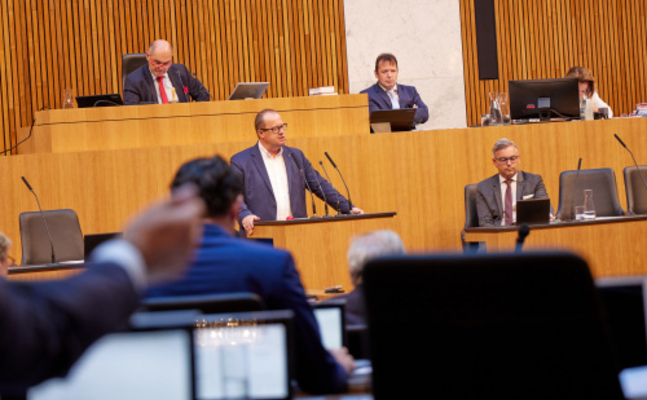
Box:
left=76, top=94, right=124, bottom=108
left=369, top=108, right=417, bottom=132
left=516, top=197, right=551, bottom=225
left=227, top=82, right=269, bottom=100
left=312, top=300, right=347, bottom=349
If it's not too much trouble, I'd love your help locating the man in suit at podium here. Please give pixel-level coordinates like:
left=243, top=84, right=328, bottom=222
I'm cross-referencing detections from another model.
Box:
left=123, top=39, right=211, bottom=105
left=147, top=156, right=356, bottom=394
left=360, top=53, right=429, bottom=126
left=230, top=109, right=363, bottom=235
left=475, top=138, right=551, bottom=227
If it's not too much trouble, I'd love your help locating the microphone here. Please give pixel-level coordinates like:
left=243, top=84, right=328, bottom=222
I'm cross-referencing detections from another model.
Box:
left=569, top=157, right=582, bottom=221
left=515, top=224, right=530, bottom=252
left=21, top=176, right=57, bottom=264
left=307, top=160, right=330, bottom=217
left=614, top=134, right=647, bottom=201
left=290, top=153, right=318, bottom=218
left=176, top=71, right=189, bottom=102
left=325, top=152, right=354, bottom=212
left=319, top=160, right=341, bottom=215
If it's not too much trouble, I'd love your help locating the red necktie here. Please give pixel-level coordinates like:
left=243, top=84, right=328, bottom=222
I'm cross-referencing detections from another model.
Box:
left=504, top=179, right=513, bottom=226
left=157, top=76, right=169, bottom=104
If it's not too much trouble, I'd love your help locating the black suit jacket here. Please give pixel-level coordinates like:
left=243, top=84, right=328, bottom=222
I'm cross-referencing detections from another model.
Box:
left=0, top=263, right=140, bottom=395
left=475, top=171, right=551, bottom=227
left=123, top=64, right=211, bottom=105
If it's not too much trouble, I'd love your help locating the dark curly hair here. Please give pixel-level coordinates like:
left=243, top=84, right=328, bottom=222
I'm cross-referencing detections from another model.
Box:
left=170, top=156, right=242, bottom=218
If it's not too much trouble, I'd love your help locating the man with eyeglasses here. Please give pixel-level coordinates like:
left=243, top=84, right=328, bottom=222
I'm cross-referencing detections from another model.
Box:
left=123, top=39, right=211, bottom=105
left=475, top=138, right=550, bottom=227
left=231, top=109, right=363, bottom=235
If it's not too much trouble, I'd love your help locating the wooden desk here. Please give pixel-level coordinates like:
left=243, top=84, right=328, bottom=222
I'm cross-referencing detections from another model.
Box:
left=464, top=215, right=647, bottom=277
left=7, top=263, right=85, bottom=281
left=24, top=94, right=369, bottom=154
left=253, top=213, right=397, bottom=291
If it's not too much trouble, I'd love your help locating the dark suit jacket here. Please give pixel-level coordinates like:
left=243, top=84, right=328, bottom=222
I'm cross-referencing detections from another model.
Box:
left=123, top=64, right=211, bottom=105
left=324, top=284, right=366, bottom=326
left=230, top=144, right=351, bottom=225
left=476, top=171, right=550, bottom=227
left=0, top=263, right=139, bottom=395
left=360, top=83, right=429, bottom=125
left=146, top=224, right=348, bottom=394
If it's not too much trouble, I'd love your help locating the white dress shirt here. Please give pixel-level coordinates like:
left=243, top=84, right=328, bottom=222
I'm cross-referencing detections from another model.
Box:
left=499, top=173, right=518, bottom=226
left=258, top=142, right=292, bottom=220
left=150, top=72, right=179, bottom=103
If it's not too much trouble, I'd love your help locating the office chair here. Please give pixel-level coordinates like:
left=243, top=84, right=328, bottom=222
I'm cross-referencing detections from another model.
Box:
left=555, top=168, right=625, bottom=220
left=364, top=251, right=624, bottom=399
left=461, top=183, right=484, bottom=253
left=122, top=53, right=147, bottom=89
left=624, top=166, right=647, bottom=215
left=19, top=209, right=84, bottom=265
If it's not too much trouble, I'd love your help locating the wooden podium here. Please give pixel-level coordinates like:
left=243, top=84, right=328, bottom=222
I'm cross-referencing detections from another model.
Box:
left=252, top=212, right=397, bottom=291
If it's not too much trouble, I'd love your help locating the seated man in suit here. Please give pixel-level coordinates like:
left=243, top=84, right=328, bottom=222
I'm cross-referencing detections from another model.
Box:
left=0, top=185, right=205, bottom=395
left=123, top=39, right=211, bottom=105
left=147, top=156, right=356, bottom=394
left=326, top=230, right=405, bottom=325
left=360, top=53, right=429, bottom=127
left=230, top=109, right=363, bottom=236
left=476, top=138, right=551, bottom=227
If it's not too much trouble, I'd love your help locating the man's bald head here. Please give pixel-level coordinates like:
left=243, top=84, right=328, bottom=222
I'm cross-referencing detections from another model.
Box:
left=146, top=40, right=174, bottom=78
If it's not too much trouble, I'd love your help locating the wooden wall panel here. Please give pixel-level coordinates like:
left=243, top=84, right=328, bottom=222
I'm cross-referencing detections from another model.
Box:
left=0, top=0, right=349, bottom=155
left=460, top=0, right=647, bottom=126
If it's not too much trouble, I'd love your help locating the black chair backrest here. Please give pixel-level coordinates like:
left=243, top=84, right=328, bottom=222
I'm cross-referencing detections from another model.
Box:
left=624, top=166, right=647, bottom=214
left=122, top=53, right=147, bottom=89
left=556, top=168, right=625, bottom=220
left=363, top=252, right=624, bottom=400
left=141, top=292, right=264, bottom=314
left=19, top=209, right=84, bottom=265
left=464, top=183, right=479, bottom=229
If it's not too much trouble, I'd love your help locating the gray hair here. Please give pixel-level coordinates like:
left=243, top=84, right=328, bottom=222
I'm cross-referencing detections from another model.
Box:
left=347, top=230, right=405, bottom=283
left=0, top=231, right=11, bottom=262
left=492, top=138, right=518, bottom=158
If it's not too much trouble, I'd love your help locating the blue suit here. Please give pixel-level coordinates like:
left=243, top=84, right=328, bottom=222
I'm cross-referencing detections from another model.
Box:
left=0, top=263, right=139, bottom=396
left=230, top=144, right=351, bottom=225
left=147, top=224, right=348, bottom=394
left=361, top=83, right=429, bottom=126
left=123, top=64, right=211, bottom=105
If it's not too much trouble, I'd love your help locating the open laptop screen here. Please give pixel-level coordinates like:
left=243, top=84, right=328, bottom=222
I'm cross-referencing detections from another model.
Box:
left=313, top=302, right=346, bottom=349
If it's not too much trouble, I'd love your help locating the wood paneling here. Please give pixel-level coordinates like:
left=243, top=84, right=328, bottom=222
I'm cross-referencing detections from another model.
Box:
left=0, top=0, right=349, bottom=155
left=459, top=0, right=647, bottom=126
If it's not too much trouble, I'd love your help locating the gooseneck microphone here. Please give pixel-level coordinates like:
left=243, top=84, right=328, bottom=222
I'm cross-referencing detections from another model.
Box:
left=324, top=152, right=354, bottom=212
left=614, top=133, right=647, bottom=195
left=308, top=161, right=330, bottom=217
left=176, top=71, right=188, bottom=102
left=21, top=176, right=57, bottom=264
left=290, top=153, right=318, bottom=217
left=569, top=158, right=582, bottom=221
left=515, top=224, right=530, bottom=253
left=319, top=160, right=341, bottom=215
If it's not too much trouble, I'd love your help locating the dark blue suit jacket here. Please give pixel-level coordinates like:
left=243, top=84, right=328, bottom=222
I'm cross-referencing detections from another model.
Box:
left=230, top=144, right=351, bottom=225
left=361, top=83, right=429, bottom=125
left=147, top=224, right=348, bottom=394
left=0, top=263, right=139, bottom=395
left=123, top=64, right=211, bottom=105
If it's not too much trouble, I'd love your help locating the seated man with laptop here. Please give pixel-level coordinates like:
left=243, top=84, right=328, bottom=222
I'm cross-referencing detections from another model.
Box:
left=476, top=138, right=552, bottom=227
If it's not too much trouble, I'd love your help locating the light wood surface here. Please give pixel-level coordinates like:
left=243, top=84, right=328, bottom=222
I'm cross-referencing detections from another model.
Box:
left=459, top=0, right=647, bottom=126
left=464, top=215, right=647, bottom=277
left=253, top=213, right=396, bottom=291
left=3, top=117, right=647, bottom=289
left=25, top=94, right=369, bottom=153
left=0, top=0, right=349, bottom=155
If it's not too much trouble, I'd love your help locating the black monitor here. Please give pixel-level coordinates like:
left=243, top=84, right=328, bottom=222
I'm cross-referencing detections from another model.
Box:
left=509, top=78, right=579, bottom=121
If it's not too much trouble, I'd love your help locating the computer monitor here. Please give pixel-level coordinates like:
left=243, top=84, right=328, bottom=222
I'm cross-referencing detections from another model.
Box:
left=509, top=78, right=579, bottom=121
left=227, top=82, right=269, bottom=100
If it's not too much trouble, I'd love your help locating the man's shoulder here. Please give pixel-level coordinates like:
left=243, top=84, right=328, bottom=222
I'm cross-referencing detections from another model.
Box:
left=125, top=64, right=149, bottom=82
left=477, top=174, right=499, bottom=190
left=520, top=171, right=543, bottom=183
left=231, top=145, right=258, bottom=162
left=169, top=63, right=189, bottom=74
left=360, top=83, right=379, bottom=94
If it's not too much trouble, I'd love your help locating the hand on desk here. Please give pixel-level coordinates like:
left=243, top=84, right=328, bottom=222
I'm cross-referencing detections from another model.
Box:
left=242, top=214, right=260, bottom=236
left=350, top=207, right=364, bottom=215
left=329, top=347, right=356, bottom=374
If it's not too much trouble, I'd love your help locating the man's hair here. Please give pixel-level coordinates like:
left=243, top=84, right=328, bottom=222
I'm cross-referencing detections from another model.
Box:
left=374, top=53, right=398, bottom=71
left=0, top=231, right=11, bottom=262
left=254, top=109, right=279, bottom=131
left=170, top=156, right=242, bottom=218
left=565, top=66, right=596, bottom=98
left=347, top=230, right=405, bottom=282
left=492, top=138, right=519, bottom=158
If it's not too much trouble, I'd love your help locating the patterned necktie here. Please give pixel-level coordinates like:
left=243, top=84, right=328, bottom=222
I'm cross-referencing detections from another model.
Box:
left=504, top=179, right=513, bottom=225
left=388, top=89, right=400, bottom=109
left=157, top=76, right=169, bottom=104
